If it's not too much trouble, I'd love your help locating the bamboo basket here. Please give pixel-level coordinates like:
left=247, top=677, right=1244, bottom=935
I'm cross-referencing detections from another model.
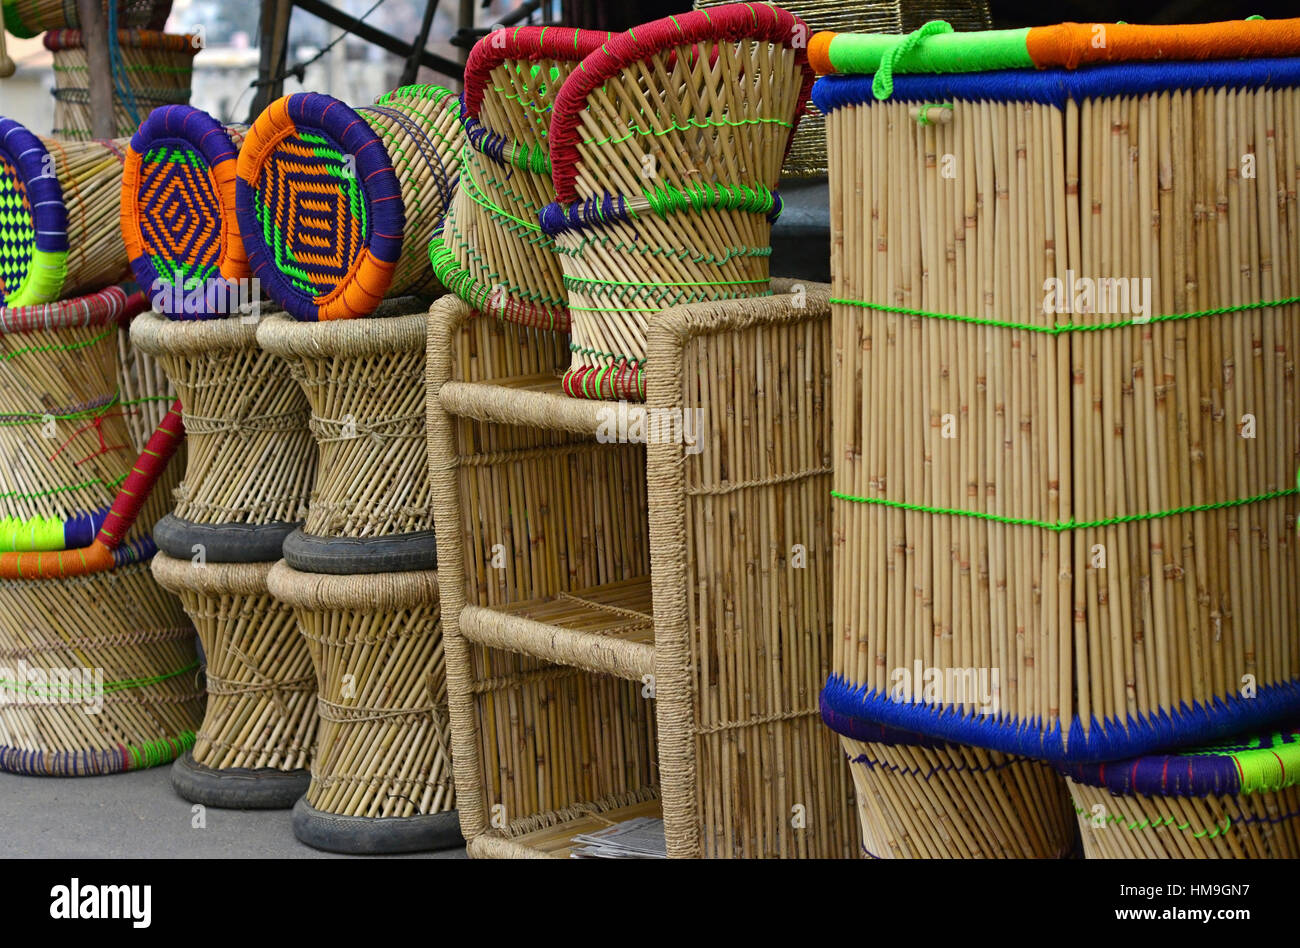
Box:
left=542, top=3, right=812, bottom=401
left=1062, top=725, right=1300, bottom=858
left=45, top=29, right=198, bottom=141
left=428, top=283, right=858, bottom=857
left=1, top=0, right=170, bottom=37
left=428, top=26, right=610, bottom=331
left=152, top=554, right=316, bottom=807
left=816, top=19, right=1300, bottom=763
left=0, top=289, right=200, bottom=775
left=693, top=0, right=992, bottom=178
left=266, top=562, right=460, bottom=853
left=130, top=311, right=316, bottom=562
left=834, top=729, right=1075, bottom=857
left=235, top=86, right=463, bottom=322
left=0, top=117, right=130, bottom=307
left=121, top=105, right=250, bottom=317
left=255, top=298, right=434, bottom=573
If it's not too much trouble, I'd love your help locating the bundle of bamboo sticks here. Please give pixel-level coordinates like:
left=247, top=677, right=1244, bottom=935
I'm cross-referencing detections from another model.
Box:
left=843, top=737, right=1077, bottom=857
left=46, top=29, right=197, bottom=141
left=828, top=86, right=1300, bottom=752
left=152, top=554, right=316, bottom=772
left=131, top=312, right=317, bottom=528
left=550, top=23, right=807, bottom=400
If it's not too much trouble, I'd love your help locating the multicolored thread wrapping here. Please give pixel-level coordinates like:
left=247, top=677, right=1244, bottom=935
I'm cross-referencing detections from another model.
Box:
left=429, top=26, right=610, bottom=331
left=121, top=105, right=249, bottom=319
left=237, top=89, right=463, bottom=320
left=544, top=3, right=812, bottom=401
left=807, top=17, right=1300, bottom=79
left=0, top=119, right=68, bottom=308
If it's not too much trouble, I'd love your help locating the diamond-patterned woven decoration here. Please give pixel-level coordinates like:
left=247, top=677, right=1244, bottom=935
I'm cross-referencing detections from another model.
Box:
left=0, top=154, right=35, bottom=307
left=137, top=142, right=223, bottom=289
left=236, top=93, right=405, bottom=322
left=121, top=105, right=248, bottom=320
left=253, top=129, right=367, bottom=299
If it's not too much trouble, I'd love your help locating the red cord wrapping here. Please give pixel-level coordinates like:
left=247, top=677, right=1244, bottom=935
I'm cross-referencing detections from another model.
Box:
left=547, top=2, right=814, bottom=203
left=461, top=26, right=616, bottom=120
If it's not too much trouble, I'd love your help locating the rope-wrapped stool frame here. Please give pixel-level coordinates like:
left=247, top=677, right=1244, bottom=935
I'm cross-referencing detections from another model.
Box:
left=542, top=2, right=813, bottom=400
left=266, top=561, right=460, bottom=853
left=152, top=553, right=317, bottom=806
left=236, top=88, right=463, bottom=322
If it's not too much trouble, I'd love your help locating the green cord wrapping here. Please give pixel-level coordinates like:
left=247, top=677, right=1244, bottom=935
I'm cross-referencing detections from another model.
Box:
left=641, top=181, right=781, bottom=220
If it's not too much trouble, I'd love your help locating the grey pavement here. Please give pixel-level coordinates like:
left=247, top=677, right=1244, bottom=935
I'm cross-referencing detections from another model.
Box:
left=0, top=766, right=466, bottom=859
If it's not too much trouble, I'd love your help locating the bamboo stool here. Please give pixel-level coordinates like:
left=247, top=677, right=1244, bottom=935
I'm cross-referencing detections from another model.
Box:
left=46, top=29, right=198, bottom=141
left=428, top=281, right=858, bottom=857
left=152, top=554, right=316, bottom=807
left=130, top=311, right=316, bottom=562
left=1062, top=726, right=1300, bottom=858
left=0, top=117, right=130, bottom=306
left=256, top=298, right=434, bottom=573
left=266, top=562, right=459, bottom=853
left=235, top=87, right=463, bottom=322
left=120, top=105, right=249, bottom=317
left=542, top=3, right=813, bottom=400
left=816, top=19, right=1300, bottom=763
left=1, top=0, right=170, bottom=36
left=832, top=725, right=1076, bottom=858
left=429, top=26, right=609, bottom=330
left=0, top=288, right=200, bottom=774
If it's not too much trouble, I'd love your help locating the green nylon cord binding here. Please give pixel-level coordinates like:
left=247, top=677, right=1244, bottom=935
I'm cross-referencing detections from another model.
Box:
left=873, top=20, right=954, bottom=101
left=831, top=487, right=1298, bottom=532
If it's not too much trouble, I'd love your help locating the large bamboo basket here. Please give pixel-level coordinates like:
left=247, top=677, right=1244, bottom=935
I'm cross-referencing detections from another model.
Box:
left=542, top=3, right=812, bottom=401
left=429, top=26, right=610, bottom=331
left=256, top=298, right=433, bottom=573
left=1, top=0, right=170, bottom=37
left=693, top=0, right=991, bottom=178
left=0, top=118, right=130, bottom=307
left=834, top=728, right=1076, bottom=857
left=152, top=554, right=316, bottom=807
left=131, top=311, right=316, bottom=562
left=1061, top=725, right=1300, bottom=858
left=266, top=562, right=460, bottom=853
left=0, top=289, right=200, bottom=774
left=816, top=20, right=1300, bottom=763
left=121, top=105, right=250, bottom=317
left=46, top=29, right=198, bottom=141
left=235, top=87, right=463, bottom=322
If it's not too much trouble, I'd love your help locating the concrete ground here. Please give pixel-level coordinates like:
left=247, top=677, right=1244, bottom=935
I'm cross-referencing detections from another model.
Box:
left=0, top=766, right=466, bottom=859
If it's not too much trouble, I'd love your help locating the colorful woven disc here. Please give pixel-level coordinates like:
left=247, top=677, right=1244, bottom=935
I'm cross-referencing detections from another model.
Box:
left=235, top=93, right=404, bottom=321
left=0, top=118, right=68, bottom=308
left=121, top=105, right=247, bottom=319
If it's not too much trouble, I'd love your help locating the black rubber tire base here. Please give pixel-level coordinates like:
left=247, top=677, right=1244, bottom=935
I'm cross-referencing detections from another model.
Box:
left=154, top=514, right=300, bottom=563
left=280, top=527, right=437, bottom=575
left=170, top=750, right=311, bottom=809
left=291, top=796, right=464, bottom=854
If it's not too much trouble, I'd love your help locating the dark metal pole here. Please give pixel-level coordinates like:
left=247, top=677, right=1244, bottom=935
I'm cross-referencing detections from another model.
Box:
left=398, top=0, right=441, bottom=88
